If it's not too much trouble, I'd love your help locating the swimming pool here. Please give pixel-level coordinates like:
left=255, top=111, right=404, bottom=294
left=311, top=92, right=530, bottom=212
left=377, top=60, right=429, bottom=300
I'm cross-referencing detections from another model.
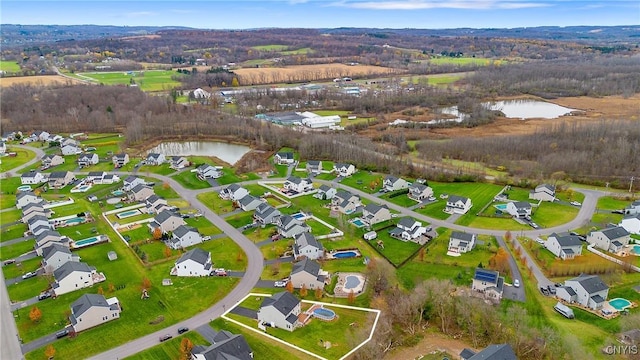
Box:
left=351, top=218, right=365, bottom=228
left=633, top=245, right=640, bottom=255
left=313, top=307, right=336, bottom=321
left=65, top=217, right=86, bottom=225
left=116, top=209, right=142, bottom=219
left=344, top=275, right=362, bottom=290
left=609, top=298, right=632, bottom=311
left=291, top=212, right=306, bottom=220
left=112, top=190, right=125, bottom=196
left=334, top=251, right=357, bottom=259
left=73, top=235, right=108, bottom=248
left=17, top=185, right=32, bottom=192
left=494, top=204, right=508, bottom=211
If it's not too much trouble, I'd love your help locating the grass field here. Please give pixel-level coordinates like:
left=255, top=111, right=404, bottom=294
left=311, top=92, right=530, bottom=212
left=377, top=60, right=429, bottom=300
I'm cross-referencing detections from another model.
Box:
left=0, top=75, right=83, bottom=87
left=125, top=332, right=210, bottom=360
left=76, top=70, right=183, bottom=92
left=233, top=63, right=402, bottom=85
left=252, top=44, right=289, bottom=51
left=427, top=56, right=495, bottom=66
left=0, top=60, right=21, bottom=72
left=171, top=171, right=212, bottom=190
left=0, top=147, right=36, bottom=173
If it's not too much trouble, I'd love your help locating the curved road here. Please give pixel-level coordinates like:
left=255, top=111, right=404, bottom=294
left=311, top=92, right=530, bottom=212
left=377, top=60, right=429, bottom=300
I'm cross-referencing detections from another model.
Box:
left=0, top=144, right=46, bottom=179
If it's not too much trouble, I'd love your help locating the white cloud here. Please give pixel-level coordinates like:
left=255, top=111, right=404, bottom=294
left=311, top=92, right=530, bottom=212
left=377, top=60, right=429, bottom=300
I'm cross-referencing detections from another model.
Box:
left=124, top=11, right=157, bottom=18
left=328, top=0, right=551, bottom=10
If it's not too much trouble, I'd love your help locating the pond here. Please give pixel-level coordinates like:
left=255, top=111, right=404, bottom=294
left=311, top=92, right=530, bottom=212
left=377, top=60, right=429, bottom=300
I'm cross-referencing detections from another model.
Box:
left=487, top=100, right=576, bottom=120
left=147, top=141, right=251, bottom=165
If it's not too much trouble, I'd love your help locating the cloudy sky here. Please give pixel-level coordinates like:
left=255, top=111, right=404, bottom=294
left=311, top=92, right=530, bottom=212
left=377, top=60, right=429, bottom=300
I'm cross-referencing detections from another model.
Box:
left=2, top=0, right=638, bottom=28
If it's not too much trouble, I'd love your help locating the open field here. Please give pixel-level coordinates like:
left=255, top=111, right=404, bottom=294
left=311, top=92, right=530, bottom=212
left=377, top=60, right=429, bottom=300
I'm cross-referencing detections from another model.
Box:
left=0, top=147, right=36, bottom=173
left=0, top=60, right=21, bottom=72
left=76, top=70, right=182, bottom=91
left=0, top=75, right=83, bottom=87
left=233, top=64, right=402, bottom=85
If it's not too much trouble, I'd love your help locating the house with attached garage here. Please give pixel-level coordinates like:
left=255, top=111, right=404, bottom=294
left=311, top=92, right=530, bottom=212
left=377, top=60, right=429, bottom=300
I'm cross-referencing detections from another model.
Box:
left=61, top=144, right=82, bottom=156
left=112, top=153, right=130, bottom=168
left=333, top=163, right=356, bottom=177
left=21, top=171, right=47, bottom=185
left=293, top=232, right=324, bottom=260
left=41, top=154, right=65, bottom=169
left=284, top=176, right=313, bottom=193
left=169, top=156, right=189, bottom=170
left=149, top=210, right=186, bottom=234
left=48, top=171, right=75, bottom=189
left=171, top=248, right=212, bottom=276
left=167, top=225, right=203, bottom=250
left=21, top=203, right=49, bottom=223
left=587, top=226, right=630, bottom=253
left=253, top=203, right=281, bottom=225
left=290, top=258, right=328, bottom=290
left=306, top=160, right=323, bottom=174
left=28, top=215, right=52, bottom=236
left=128, top=184, right=155, bottom=202
left=624, top=200, right=640, bottom=215
left=219, top=183, right=250, bottom=201
left=145, top=195, right=170, bottom=215
left=52, top=261, right=106, bottom=296
left=123, top=175, right=145, bottom=191
left=446, top=195, right=472, bottom=214
left=42, top=243, right=80, bottom=273
left=314, top=185, right=336, bottom=200
left=389, top=217, right=428, bottom=242
left=191, top=331, right=253, bottom=360
left=196, top=164, right=222, bottom=180
left=471, top=268, right=504, bottom=302
left=529, top=183, right=556, bottom=202
left=545, top=233, right=583, bottom=260
left=620, top=214, right=640, bottom=235
left=35, top=231, right=69, bottom=255
left=257, top=292, right=301, bottom=332
left=448, top=231, right=476, bottom=254
left=77, top=153, right=99, bottom=167
left=274, top=152, right=295, bottom=165
left=100, top=174, right=119, bottom=184
left=505, top=201, right=532, bottom=218
left=16, top=191, right=42, bottom=209
left=361, top=203, right=392, bottom=227
left=408, top=183, right=433, bottom=201
left=86, top=172, right=107, bottom=183
left=145, top=153, right=166, bottom=166
left=460, top=344, right=517, bottom=360
left=61, top=137, right=79, bottom=147
left=69, top=294, right=121, bottom=333
left=237, top=194, right=264, bottom=212
left=556, top=274, right=609, bottom=310
left=277, top=215, right=310, bottom=239
left=383, top=175, right=410, bottom=192
left=331, top=190, right=362, bottom=215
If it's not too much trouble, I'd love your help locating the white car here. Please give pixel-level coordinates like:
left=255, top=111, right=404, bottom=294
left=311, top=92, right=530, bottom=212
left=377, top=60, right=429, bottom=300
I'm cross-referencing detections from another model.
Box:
left=514, top=279, right=520, bottom=288
left=274, top=281, right=287, bottom=288
left=570, top=201, right=581, bottom=206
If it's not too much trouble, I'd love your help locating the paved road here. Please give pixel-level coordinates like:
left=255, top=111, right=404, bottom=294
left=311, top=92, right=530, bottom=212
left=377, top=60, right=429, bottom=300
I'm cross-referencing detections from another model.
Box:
left=0, top=144, right=46, bottom=178
left=495, top=235, right=526, bottom=302
left=0, top=268, right=24, bottom=360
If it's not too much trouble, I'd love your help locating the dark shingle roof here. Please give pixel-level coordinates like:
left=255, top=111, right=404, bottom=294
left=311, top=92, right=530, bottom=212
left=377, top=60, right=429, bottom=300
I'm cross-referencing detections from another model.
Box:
left=195, top=331, right=253, bottom=360
left=54, top=261, right=94, bottom=281
left=260, top=292, right=300, bottom=316
left=155, top=210, right=180, bottom=224
left=295, top=232, right=322, bottom=250
left=451, top=231, right=475, bottom=242
left=448, top=195, right=470, bottom=204
left=238, top=194, right=260, bottom=206
left=397, top=217, right=418, bottom=228
left=42, top=243, right=71, bottom=260
left=173, top=225, right=198, bottom=239
left=468, top=343, right=517, bottom=360
left=549, top=233, right=582, bottom=247
left=569, top=274, right=609, bottom=294
left=71, top=294, right=111, bottom=317
left=291, top=258, right=321, bottom=276
left=601, top=226, right=630, bottom=240
left=176, top=248, right=209, bottom=266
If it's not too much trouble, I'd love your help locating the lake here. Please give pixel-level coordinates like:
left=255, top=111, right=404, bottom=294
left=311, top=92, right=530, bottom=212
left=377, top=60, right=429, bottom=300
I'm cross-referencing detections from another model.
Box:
left=148, top=141, right=251, bottom=165
left=487, top=100, right=576, bottom=120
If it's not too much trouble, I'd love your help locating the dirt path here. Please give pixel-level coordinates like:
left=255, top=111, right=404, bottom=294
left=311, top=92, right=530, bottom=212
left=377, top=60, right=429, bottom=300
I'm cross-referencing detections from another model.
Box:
left=387, top=331, right=476, bottom=360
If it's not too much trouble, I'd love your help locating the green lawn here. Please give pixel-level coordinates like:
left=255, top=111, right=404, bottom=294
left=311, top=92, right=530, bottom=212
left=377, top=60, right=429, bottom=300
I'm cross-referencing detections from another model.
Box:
left=414, top=200, right=450, bottom=220
left=171, top=171, right=212, bottom=190
left=196, top=191, right=235, bottom=215
left=380, top=192, right=417, bottom=207
left=7, top=276, right=50, bottom=302
left=340, top=172, right=384, bottom=194
left=0, top=238, right=35, bottom=261
left=137, top=164, right=176, bottom=176
left=199, top=236, right=248, bottom=271
left=0, top=147, right=36, bottom=173
left=464, top=216, right=530, bottom=230
left=368, top=231, right=422, bottom=266
left=2, top=257, right=42, bottom=279
left=0, top=177, right=22, bottom=209
left=426, top=182, right=503, bottom=226
left=76, top=70, right=184, bottom=92
left=281, top=47, right=314, bottom=55
left=531, top=202, right=579, bottom=228
left=0, top=223, right=28, bottom=242
left=0, top=60, right=21, bottom=72
left=1, top=208, right=23, bottom=223
left=184, top=216, right=222, bottom=235
left=252, top=44, right=289, bottom=51
left=428, top=56, right=494, bottom=66
left=224, top=212, right=255, bottom=229
left=125, top=332, right=210, bottom=360
left=597, top=196, right=632, bottom=211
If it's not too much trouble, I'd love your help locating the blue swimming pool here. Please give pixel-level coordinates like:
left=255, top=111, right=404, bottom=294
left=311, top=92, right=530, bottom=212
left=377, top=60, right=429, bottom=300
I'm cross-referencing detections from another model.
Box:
left=344, top=275, right=362, bottom=290
left=313, top=307, right=336, bottom=321
left=112, top=190, right=125, bottom=196
left=494, top=204, right=508, bottom=211
left=73, top=235, right=107, bottom=248
left=65, top=217, right=85, bottom=225
left=351, top=218, right=365, bottom=228
left=17, top=185, right=32, bottom=192
left=116, top=209, right=141, bottom=219
left=291, top=212, right=306, bottom=220
left=334, top=251, right=357, bottom=259
left=609, top=298, right=632, bottom=311
left=633, top=245, right=640, bottom=255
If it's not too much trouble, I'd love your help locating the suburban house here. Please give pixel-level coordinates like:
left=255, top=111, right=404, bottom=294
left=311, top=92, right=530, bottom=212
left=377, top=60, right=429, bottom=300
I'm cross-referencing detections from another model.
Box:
left=408, top=183, right=433, bottom=201
left=48, top=171, right=76, bottom=189
left=620, top=214, right=640, bottom=235
left=284, top=176, right=313, bottom=193
left=28, top=215, right=53, bottom=236
left=293, top=232, right=324, bottom=260
left=169, top=156, right=189, bottom=170
left=331, top=190, right=362, bottom=215
left=274, top=152, right=295, bottom=165
left=69, top=294, right=121, bottom=333
left=145, top=195, right=170, bottom=215
left=191, top=331, right=253, bottom=360
left=624, top=200, right=640, bottom=215
left=86, top=172, right=107, bottom=183
left=16, top=191, right=42, bottom=209
left=77, top=153, right=99, bottom=167
left=505, top=201, right=532, bottom=218
left=383, top=176, right=410, bottom=192
left=21, top=171, right=47, bottom=185
left=145, top=153, right=166, bottom=165
left=333, top=163, right=356, bottom=177
left=149, top=210, right=186, bottom=234
left=42, top=243, right=80, bottom=272
left=41, top=154, right=64, bottom=168
left=196, top=164, right=222, bottom=180
left=529, top=184, right=556, bottom=202
left=557, top=274, right=609, bottom=310
left=61, top=138, right=79, bottom=147
left=257, top=292, right=301, bottom=332
left=128, top=184, right=155, bottom=202
left=471, top=268, right=504, bottom=302
left=35, top=231, right=68, bottom=255
left=290, top=258, right=328, bottom=290
left=21, top=203, right=49, bottom=223
left=545, top=233, right=583, bottom=260
left=167, top=225, right=203, bottom=249
left=306, top=160, right=323, bottom=174
left=237, top=194, right=263, bottom=212
left=171, top=248, right=212, bottom=276
left=277, top=215, right=310, bottom=239
left=123, top=176, right=145, bottom=191
left=361, top=203, right=392, bottom=227
left=61, top=144, right=82, bottom=156
left=219, top=183, right=249, bottom=201
left=460, top=344, right=517, bottom=360
left=446, top=195, right=473, bottom=214
left=314, top=185, right=336, bottom=200
left=52, top=261, right=106, bottom=296
left=100, top=174, right=119, bottom=184
left=253, top=203, right=281, bottom=225
left=448, top=231, right=477, bottom=253
left=112, top=153, right=130, bottom=168
left=33, top=130, right=51, bottom=141
left=389, top=217, right=428, bottom=242
left=587, top=226, right=631, bottom=253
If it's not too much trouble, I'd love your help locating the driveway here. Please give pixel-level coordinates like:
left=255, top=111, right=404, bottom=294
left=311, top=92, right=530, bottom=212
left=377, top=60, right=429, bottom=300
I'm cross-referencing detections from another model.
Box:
left=495, top=236, right=526, bottom=302
left=229, top=306, right=258, bottom=319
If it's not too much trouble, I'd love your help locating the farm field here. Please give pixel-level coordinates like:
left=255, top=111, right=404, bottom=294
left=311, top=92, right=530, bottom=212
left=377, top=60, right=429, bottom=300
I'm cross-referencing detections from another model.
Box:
left=233, top=63, right=402, bottom=85
left=0, top=60, right=21, bottom=72
left=0, top=75, right=83, bottom=87
left=76, top=70, right=183, bottom=91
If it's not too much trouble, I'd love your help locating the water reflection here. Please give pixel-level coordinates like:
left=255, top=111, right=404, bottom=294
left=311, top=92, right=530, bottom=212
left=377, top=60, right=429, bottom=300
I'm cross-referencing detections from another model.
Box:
left=148, top=141, right=251, bottom=165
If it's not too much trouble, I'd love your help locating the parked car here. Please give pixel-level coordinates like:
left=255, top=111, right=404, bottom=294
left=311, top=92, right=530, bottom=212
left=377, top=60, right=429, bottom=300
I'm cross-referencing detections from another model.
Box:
left=570, top=201, right=581, bottom=206
left=213, top=268, right=227, bottom=276
left=540, top=287, right=550, bottom=296
left=55, top=329, right=70, bottom=339
left=274, top=281, right=287, bottom=288
left=159, top=334, right=173, bottom=342
left=3, top=259, right=16, bottom=266
left=514, top=279, right=520, bottom=288
left=547, top=285, right=557, bottom=295
left=22, top=272, right=37, bottom=279
left=177, top=327, right=189, bottom=334
left=38, top=291, right=52, bottom=301
left=529, top=222, right=540, bottom=229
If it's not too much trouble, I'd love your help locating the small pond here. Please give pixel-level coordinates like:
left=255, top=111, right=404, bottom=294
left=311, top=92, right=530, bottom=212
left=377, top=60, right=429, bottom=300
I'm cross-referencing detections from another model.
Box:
left=487, top=100, right=576, bottom=120
left=147, top=141, right=251, bottom=165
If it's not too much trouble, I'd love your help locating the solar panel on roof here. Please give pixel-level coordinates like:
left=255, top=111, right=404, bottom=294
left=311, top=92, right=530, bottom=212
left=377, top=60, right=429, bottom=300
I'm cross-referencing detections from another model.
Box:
left=474, top=270, right=497, bottom=282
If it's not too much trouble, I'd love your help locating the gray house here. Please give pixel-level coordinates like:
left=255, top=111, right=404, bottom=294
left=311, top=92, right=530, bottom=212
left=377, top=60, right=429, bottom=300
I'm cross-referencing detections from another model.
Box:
left=587, top=226, right=630, bottom=253
left=331, top=190, right=361, bottom=215
left=448, top=231, right=477, bottom=254
left=383, top=175, right=410, bottom=192
left=545, top=233, right=583, bottom=260
left=530, top=184, right=556, bottom=202
left=361, top=203, right=391, bottom=227
left=16, top=191, right=42, bottom=210
left=123, top=176, right=145, bottom=191
left=237, top=194, right=263, bottom=212
left=460, top=343, right=516, bottom=360
left=408, top=183, right=433, bottom=201
left=557, top=274, right=609, bottom=310
left=191, top=331, right=253, bottom=360
left=168, top=225, right=203, bottom=250
left=290, top=258, right=327, bottom=290
left=314, top=185, right=336, bottom=200
left=253, top=203, right=281, bottom=225
left=77, top=153, right=99, bottom=167
left=257, top=292, right=301, bottom=332
left=35, top=230, right=68, bottom=255
left=69, top=294, right=121, bottom=333
left=42, top=243, right=80, bottom=272
left=293, top=232, right=324, bottom=260
left=277, top=215, right=310, bottom=239
left=306, top=160, right=323, bottom=174
left=149, top=210, right=186, bottom=234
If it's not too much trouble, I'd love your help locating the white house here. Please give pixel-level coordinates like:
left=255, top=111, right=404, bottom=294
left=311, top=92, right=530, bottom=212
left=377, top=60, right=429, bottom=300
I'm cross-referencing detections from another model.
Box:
left=587, top=226, right=630, bottom=253
left=277, top=215, right=310, bottom=239
left=505, top=201, right=532, bottom=218
left=42, top=243, right=80, bottom=272
left=145, top=153, right=166, bottom=166
left=191, top=331, right=253, bottom=360
left=167, top=225, right=203, bottom=249
left=529, top=184, right=556, bottom=202
left=253, top=203, right=281, bottom=225
left=0, top=140, right=6, bottom=154
left=41, top=154, right=64, bottom=168
left=290, top=258, right=327, bottom=290
left=383, top=176, right=410, bottom=192
left=545, top=233, right=583, bottom=260
left=448, top=231, right=476, bottom=253
left=112, top=153, right=130, bottom=168
left=471, top=268, right=504, bottom=302
left=86, top=172, right=108, bottom=183
left=169, top=156, right=189, bottom=170
left=620, top=214, right=640, bottom=235
left=219, top=184, right=249, bottom=201
left=61, top=144, right=82, bottom=156
left=27, top=215, right=52, bottom=236
left=557, top=274, right=609, bottom=310
left=145, top=195, right=170, bottom=215
left=624, top=200, right=640, bottom=215
left=237, top=194, right=263, bottom=212
left=284, top=176, right=313, bottom=193
left=361, top=203, right=392, bottom=227
left=149, top=210, right=186, bottom=234
left=171, top=248, right=212, bottom=276
left=408, top=183, right=433, bottom=201
left=77, top=153, right=99, bottom=167
left=389, top=217, right=427, bottom=242
left=21, top=171, right=47, bottom=185
left=333, top=163, right=356, bottom=177
left=69, top=294, right=121, bottom=333
left=123, top=176, right=145, bottom=191
left=35, top=230, right=68, bottom=255
left=196, top=164, right=222, bottom=180
left=16, top=191, right=42, bottom=209
left=257, top=292, right=301, bottom=332
left=52, top=262, right=106, bottom=296
left=274, top=152, right=295, bottom=165
left=306, top=160, right=323, bottom=174
left=446, top=195, right=472, bottom=214
left=293, top=232, right=324, bottom=260
left=101, top=174, right=119, bottom=184
left=314, top=185, right=336, bottom=200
